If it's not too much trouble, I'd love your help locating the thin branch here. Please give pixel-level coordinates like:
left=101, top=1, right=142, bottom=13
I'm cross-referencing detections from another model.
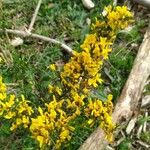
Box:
left=28, top=0, right=43, bottom=33
left=6, top=83, right=19, bottom=86
left=0, top=29, right=72, bottom=54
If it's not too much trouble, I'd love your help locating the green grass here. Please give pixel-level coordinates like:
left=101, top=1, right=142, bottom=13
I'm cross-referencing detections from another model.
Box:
left=140, top=131, right=150, bottom=144
left=118, top=138, right=133, bottom=150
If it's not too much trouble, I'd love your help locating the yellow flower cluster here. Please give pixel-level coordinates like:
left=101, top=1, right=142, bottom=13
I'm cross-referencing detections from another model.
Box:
left=0, top=76, right=7, bottom=100
left=92, top=5, right=133, bottom=40
left=106, top=5, right=133, bottom=30
left=30, top=95, right=74, bottom=148
left=85, top=94, right=114, bottom=141
left=0, top=5, right=133, bottom=149
left=32, top=5, right=132, bottom=148
left=10, top=95, right=33, bottom=130
left=0, top=77, right=34, bottom=131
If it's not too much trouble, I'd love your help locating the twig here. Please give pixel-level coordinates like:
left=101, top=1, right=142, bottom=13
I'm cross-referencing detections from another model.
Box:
left=136, top=140, right=150, bottom=148
left=28, top=0, right=43, bottom=33
left=137, top=125, right=143, bottom=139
left=4, top=31, right=11, bottom=43
left=106, top=145, right=114, bottom=150
left=6, top=83, right=19, bottom=86
left=0, top=29, right=72, bottom=54
left=0, top=46, right=13, bottom=66
left=143, top=112, right=148, bottom=132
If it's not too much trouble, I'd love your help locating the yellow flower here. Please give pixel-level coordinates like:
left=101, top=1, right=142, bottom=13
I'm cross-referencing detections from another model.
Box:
left=0, top=93, right=6, bottom=100
left=66, top=98, right=76, bottom=109
left=17, top=95, right=34, bottom=115
left=10, top=123, right=18, bottom=131
left=48, top=109, right=57, bottom=120
left=108, top=94, right=113, bottom=101
left=4, top=111, right=16, bottom=119
left=80, top=34, right=97, bottom=52
left=0, top=107, right=4, bottom=116
left=49, top=64, right=56, bottom=71
left=83, top=88, right=89, bottom=94
left=22, top=115, right=30, bottom=128
left=88, top=78, right=97, bottom=87
left=59, top=129, right=70, bottom=141
left=55, top=140, right=62, bottom=149
left=96, top=74, right=103, bottom=84
left=10, top=118, right=23, bottom=131
left=55, top=86, right=62, bottom=95
left=48, top=84, right=53, bottom=93
left=37, top=135, right=44, bottom=148
left=18, top=104, right=26, bottom=114
left=16, top=118, right=22, bottom=125
left=38, top=106, right=44, bottom=115
left=0, top=76, right=7, bottom=92
left=105, top=5, right=133, bottom=30
left=41, top=128, right=49, bottom=138
left=71, top=91, right=85, bottom=106
left=0, top=76, right=7, bottom=100
left=75, top=108, right=81, bottom=115
left=5, top=94, right=15, bottom=108
left=88, top=119, right=94, bottom=125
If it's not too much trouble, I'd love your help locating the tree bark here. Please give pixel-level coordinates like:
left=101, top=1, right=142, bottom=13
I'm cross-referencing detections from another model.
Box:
left=133, top=0, right=150, bottom=8
left=79, top=22, right=150, bottom=150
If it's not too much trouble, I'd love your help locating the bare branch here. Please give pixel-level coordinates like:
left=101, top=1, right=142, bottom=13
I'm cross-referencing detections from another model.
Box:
left=0, top=29, right=72, bottom=54
left=28, top=0, right=43, bottom=33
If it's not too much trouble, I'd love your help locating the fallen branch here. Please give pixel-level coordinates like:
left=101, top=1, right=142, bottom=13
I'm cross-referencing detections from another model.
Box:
left=0, top=29, right=72, bottom=54
left=28, top=0, right=43, bottom=33
left=79, top=22, right=150, bottom=150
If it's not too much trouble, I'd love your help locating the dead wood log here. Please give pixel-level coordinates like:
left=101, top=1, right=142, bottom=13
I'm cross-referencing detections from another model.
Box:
left=79, top=22, right=150, bottom=150
left=133, top=0, right=150, bottom=8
